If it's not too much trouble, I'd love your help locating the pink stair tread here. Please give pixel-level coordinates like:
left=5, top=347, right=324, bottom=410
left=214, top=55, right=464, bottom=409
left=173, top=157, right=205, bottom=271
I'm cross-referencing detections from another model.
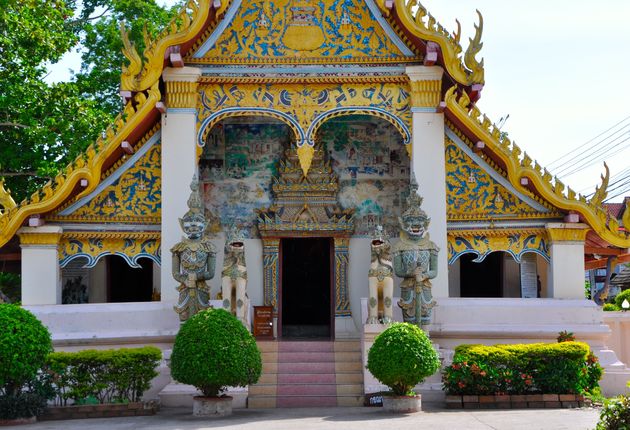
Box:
left=277, top=373, right=336, bottom=384
left=277, top=384, right=337, bottom=396
left=276, top=396, right=338, bottom=408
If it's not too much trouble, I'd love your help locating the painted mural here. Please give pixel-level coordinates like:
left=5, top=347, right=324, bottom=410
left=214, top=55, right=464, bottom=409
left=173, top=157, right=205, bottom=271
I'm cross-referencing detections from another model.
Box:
left=196, top=0, right=409, bottom=61
left=200, top=120, right=290, bottom=236
left=319, top=116, right=409, bottom=236
left=201, top=115, right=409, bottom=237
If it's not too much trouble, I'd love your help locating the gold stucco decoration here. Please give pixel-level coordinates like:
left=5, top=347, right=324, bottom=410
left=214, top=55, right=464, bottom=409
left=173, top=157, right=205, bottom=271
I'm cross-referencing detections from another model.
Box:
left=546, top=226, right=590, bottom=243
left=444, top=85, right=630, bottom=248
left=408, top=79, right=442, bottom=108
left=165, top=80, right=200, bottom=109
left=0, top=83, right=162, bottom=249
left=0, top=179, right=16, bottom=215
left=296, top=144, right=315, bottom=177
left=18, top=232, right=63, bottom=246
left=395, top=0, right=484, bottom=85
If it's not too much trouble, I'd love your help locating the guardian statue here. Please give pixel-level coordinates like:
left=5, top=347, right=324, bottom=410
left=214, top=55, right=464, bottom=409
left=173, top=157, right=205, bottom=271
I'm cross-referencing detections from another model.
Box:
left=392, top=176, right=439, bottom=330
left=171, top=174, right=216, bottom=322
left=366, top=225, right=394, bottom=324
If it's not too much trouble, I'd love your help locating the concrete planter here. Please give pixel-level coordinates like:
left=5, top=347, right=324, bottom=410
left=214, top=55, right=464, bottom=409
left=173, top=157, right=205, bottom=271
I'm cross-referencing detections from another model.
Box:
left=382, top=395, right=422, bottom=413
left=445, top=394, right=588, bottom=409
left=192, top=396, right=233, bottom=417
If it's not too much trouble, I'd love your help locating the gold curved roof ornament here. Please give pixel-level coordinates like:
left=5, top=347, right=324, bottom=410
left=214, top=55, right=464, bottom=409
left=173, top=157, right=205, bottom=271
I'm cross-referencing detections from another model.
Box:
left=464, top=10, right=484, bottom=85
left=590, top=162, right=610, bottom=207
left=121, top=0, right=220, bottom=92
left=121, top=23, right=142, bottom=79
left=622, top=200, right=630, bottom=231
left=0, top=179, right=17, bottom=215
left=394, top=0, right=484, bottom=86
left=0, top=83, right=162, bottom=248
left=444, top=85, right=630, bottom=248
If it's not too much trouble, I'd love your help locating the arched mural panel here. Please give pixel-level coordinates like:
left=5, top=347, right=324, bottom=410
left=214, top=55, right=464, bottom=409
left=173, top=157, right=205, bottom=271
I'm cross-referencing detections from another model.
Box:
left=316, top=114, right=410, bottom=237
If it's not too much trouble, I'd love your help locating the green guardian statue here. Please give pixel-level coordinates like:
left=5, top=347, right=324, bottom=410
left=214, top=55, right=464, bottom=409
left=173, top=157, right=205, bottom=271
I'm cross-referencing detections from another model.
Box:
left=392, top=176, right=439, bottom=330
left=171, top=174, right=216, bottom=322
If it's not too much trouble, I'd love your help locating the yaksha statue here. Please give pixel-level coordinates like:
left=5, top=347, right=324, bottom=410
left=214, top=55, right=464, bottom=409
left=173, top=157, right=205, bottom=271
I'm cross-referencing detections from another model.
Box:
left=221, top=225, right=250, bottom=329
left=171, top=174, right=216, bottom=322
left=367, top=225, right=394, bottom=324
left=392, top=176, right=439, bottom=330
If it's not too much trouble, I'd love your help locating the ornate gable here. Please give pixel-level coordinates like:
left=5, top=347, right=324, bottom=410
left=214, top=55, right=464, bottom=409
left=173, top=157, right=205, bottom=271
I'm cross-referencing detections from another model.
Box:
left=445, top=131, right=559, bottom=222
left=189, top=0, right=419, bottom=63
left=49, top=127, right=161, bottom=224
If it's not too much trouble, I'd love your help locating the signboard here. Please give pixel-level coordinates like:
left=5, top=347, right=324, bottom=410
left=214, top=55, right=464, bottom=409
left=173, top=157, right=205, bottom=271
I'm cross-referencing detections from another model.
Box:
left=520, top=254, right=538, bottom=298
left=253, top=306, right=274, bottom=339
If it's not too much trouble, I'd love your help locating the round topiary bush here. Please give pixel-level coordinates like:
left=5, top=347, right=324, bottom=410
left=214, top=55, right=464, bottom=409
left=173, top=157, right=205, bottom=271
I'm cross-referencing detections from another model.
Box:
left=170, top=308, right=262, bottom=397
left=367, top=323, right=440, bottom=396
left=0, top=304, right=53, bottom=419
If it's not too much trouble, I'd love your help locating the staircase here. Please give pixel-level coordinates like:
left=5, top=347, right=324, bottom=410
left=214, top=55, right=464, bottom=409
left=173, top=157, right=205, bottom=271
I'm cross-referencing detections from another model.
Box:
left=248, top=340, right=364, bottom=408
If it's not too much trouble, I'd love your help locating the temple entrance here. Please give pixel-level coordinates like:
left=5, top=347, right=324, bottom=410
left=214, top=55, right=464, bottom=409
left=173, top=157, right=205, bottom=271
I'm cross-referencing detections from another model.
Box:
left=281, top=238, right=332, bottom=339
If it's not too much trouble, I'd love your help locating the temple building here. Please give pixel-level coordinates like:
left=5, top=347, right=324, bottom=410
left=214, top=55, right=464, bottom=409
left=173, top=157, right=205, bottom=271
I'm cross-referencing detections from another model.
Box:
left=1, top=0, right=629, bottom=402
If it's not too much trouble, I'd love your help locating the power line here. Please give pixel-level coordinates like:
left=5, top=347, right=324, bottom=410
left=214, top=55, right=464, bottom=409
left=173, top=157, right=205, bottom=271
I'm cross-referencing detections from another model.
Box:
left=547, top=115, right=630, bottom=170
left=554, top=126, right=630, bottom=177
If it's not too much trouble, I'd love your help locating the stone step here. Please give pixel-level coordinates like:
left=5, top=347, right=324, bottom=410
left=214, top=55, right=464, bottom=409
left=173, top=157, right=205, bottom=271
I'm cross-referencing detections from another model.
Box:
left=249, top=395, right=364, bottom=408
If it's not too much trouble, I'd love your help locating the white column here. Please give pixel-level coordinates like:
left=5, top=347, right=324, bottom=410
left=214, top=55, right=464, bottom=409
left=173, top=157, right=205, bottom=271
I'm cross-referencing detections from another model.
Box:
left=406, top=66, right=448, bottom=298
left=18, top=226, right=63, bottom=305
left=546, top=223, right=589, bottom=299
left=160, top=66, right=202, bottom=303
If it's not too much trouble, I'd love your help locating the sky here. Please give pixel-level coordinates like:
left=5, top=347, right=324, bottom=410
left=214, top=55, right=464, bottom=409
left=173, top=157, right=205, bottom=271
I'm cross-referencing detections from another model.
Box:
left=47, top=0, right=630, bottom=201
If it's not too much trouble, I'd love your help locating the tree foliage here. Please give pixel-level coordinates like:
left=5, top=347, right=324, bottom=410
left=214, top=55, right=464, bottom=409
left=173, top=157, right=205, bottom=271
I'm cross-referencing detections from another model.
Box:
left=0, top=0, right=179, bottom=202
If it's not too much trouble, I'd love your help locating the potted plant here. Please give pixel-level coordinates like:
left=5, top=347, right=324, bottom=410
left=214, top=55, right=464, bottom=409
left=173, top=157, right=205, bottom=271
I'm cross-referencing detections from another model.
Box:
left=367, top=323, right=440, bottom=413
left=170, top=308, right=262, bottom=417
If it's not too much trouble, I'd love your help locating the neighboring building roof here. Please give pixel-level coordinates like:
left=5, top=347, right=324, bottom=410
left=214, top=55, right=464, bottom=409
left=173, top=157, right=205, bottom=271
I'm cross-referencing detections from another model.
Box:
left=611, top=265, right=630, bottom=287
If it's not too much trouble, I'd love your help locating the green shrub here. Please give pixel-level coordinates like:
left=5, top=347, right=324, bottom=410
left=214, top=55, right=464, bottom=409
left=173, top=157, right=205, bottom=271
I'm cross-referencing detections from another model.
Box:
left=614, top=289, right=630, bottom=309
left=443, top=342, right=601, bottom=396
left=47, top=347, right=161, bottom=405
left=366, top=323, right=440, bottom=396
left=603, top=303, right=621, bottom=312
left=596, top=395, right=630, bottom=430
left=170, top=308, right=261, bottom=397
left=0, top=304, right=53, bottom=419
left=557, top=330, right=575, bottom=342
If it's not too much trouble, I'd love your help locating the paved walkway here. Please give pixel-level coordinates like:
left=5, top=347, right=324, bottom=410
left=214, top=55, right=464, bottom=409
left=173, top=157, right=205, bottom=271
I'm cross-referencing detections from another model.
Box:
left=11, top=405, right=600, bottom=430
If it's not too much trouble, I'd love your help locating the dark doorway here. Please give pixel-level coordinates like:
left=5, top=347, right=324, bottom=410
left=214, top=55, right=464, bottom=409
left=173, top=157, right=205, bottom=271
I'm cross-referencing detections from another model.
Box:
left=281, top=238, right=332, bottom=338
left=460, top=252, right=502, bottom=297
left=107, top=256, right=154, bottom=302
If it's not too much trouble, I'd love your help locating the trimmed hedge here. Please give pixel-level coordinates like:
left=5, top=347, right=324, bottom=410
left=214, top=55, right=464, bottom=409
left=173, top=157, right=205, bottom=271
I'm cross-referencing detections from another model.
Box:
left=47, top=347, right=162, bottom=405
left=443, top=342, right=602, bottom=396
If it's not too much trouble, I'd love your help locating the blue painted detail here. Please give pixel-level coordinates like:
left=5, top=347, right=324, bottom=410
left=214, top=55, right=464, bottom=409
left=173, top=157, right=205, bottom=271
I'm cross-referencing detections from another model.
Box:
left=197, top=107, right=306, bottom=146
left=364, top=0, right=414, bottom=56
left=192, top=0, right=243, bottom=58
left=59, top=133, right=161, bottom=215
left=167, top=108, right=198, bottom=114
left=307, top=107, right=411, bottom=144
left=448, top=248, right=550, bottom=265
left=198, top=65, right=407, bottom=75
left=411, top=107, right=438, bottom=113
left=445, top=127, right=550, bottom=213
left=60, top=252, right=161, bottom=269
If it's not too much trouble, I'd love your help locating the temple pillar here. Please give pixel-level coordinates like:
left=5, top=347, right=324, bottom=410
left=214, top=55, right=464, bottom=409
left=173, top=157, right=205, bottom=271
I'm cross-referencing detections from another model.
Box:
left=18, top=226, right=63, bottom=305
left=545, top=223, right=589, bottom=299
left=405, top=65, right=449, bottom=299
left=160, top=66, right=202, bottom=303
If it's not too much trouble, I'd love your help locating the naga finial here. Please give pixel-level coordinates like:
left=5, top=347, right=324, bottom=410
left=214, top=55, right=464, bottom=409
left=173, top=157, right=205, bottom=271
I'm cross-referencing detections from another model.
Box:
left=120, top=23, right=142, bottom=83
left=464, top=9, right=485, bottom=84
left=590, top=162, right=610, bottom=207
left=0, top=178, right=17, bottom=215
